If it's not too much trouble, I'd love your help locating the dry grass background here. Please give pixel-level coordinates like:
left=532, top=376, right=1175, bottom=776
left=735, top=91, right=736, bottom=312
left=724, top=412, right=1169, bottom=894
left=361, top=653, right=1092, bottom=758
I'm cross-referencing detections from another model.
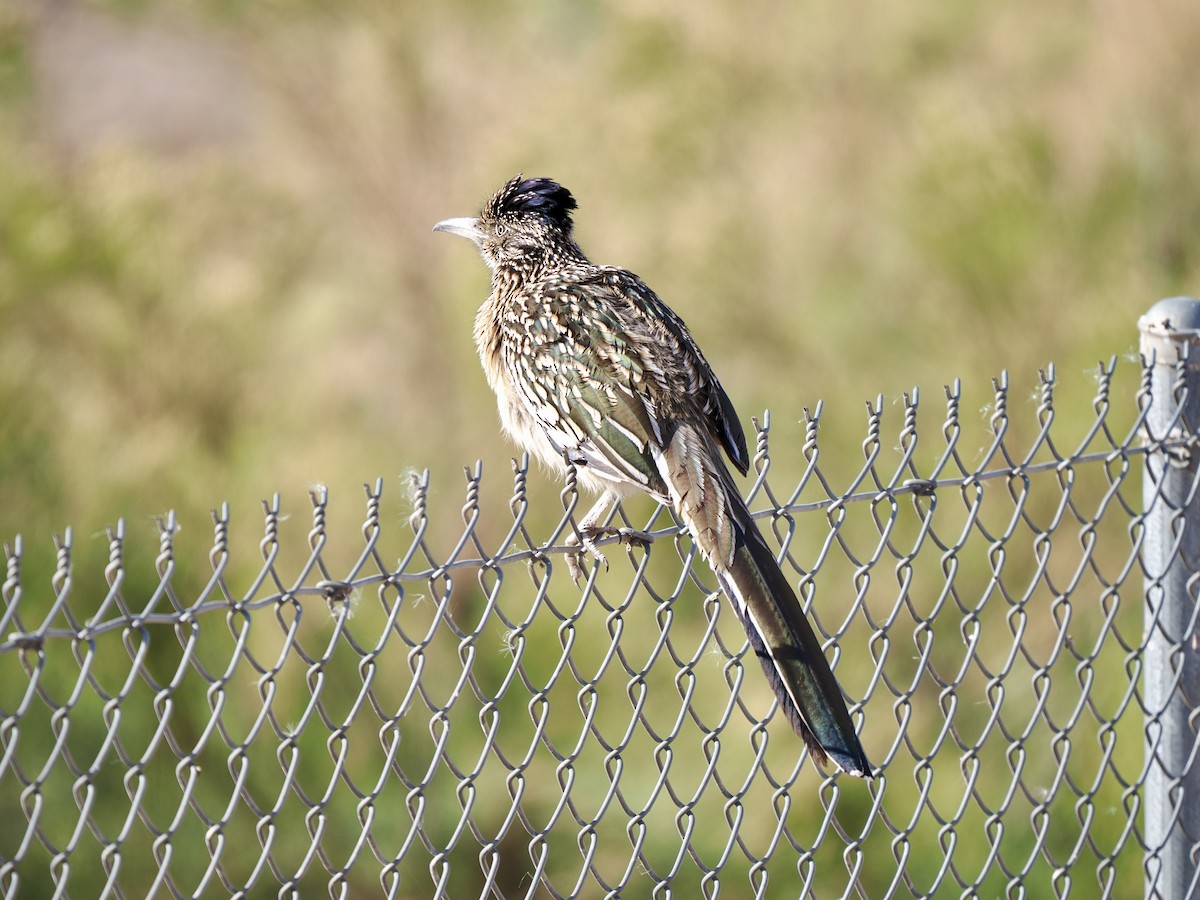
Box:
left=2, top=0, right=1200, bottom=895
left=4, top=0, right=1198, bottom=548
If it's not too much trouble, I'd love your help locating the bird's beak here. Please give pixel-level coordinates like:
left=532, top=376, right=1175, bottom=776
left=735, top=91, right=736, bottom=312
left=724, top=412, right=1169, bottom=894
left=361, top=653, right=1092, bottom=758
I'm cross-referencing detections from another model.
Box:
left=433, top=216, right=485, bottom=247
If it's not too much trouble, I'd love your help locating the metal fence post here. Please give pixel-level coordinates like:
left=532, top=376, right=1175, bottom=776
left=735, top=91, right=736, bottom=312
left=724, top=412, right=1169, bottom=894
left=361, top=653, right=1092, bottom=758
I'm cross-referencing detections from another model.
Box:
left=1141, top=297, right=1200, bottom=900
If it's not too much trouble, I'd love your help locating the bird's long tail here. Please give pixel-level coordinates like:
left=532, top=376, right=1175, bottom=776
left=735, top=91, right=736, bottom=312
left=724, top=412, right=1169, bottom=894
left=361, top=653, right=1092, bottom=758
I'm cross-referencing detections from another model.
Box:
left=660, top=424, right=871, bottom=777
left=716, top=500, right=872, bottom=776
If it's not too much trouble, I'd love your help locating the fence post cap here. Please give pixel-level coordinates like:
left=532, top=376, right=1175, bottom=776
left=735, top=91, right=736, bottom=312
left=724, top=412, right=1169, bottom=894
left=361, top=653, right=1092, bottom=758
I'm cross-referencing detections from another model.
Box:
left=1140, top=296, right=1200, bottom=365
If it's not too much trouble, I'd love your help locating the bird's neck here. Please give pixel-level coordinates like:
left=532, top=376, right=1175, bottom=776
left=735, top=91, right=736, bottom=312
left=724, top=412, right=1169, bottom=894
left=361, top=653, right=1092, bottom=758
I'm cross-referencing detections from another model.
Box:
left=491, top=239, right=588, bottom=296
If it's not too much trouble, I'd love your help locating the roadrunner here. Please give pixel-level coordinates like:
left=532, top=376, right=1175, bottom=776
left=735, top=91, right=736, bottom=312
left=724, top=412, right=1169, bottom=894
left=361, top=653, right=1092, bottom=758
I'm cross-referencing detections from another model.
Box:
left=435, top=176, right=871, bottom=776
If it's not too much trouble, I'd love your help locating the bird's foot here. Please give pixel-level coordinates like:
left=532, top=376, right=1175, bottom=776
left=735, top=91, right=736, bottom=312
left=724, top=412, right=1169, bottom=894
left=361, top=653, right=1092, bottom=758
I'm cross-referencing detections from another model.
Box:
left=565, top=525, right=654, bottom=582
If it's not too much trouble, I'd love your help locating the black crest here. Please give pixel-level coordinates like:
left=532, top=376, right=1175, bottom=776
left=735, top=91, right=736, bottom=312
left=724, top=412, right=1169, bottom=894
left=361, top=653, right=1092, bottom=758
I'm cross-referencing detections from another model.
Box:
left=486, top=176, right=577, bottom=231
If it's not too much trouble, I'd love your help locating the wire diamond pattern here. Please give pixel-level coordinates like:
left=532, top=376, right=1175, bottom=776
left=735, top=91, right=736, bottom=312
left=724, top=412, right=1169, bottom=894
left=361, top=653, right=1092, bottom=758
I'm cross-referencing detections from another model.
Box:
left=0, top=357, right=1193, bottom=898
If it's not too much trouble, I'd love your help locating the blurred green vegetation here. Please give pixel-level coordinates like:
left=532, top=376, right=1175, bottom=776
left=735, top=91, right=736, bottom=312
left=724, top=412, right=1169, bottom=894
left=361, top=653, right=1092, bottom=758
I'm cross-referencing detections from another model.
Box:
left=1, top=0, right=1198, bottom=895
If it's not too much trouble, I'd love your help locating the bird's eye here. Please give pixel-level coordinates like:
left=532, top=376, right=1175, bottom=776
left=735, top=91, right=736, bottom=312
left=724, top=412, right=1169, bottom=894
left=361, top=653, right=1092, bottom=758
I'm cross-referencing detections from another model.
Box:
left=495, top=224, right=506, bottom=236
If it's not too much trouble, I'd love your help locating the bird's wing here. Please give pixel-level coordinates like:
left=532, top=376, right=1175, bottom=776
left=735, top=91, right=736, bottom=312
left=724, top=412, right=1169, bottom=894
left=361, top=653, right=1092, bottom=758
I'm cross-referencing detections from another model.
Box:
left=505, top=284, right=667, bottom=495
left=519, top=271, right=747, bottom=481
left=507, top=272, right=743, bottom=565
left=613, top=272, right=750, bottom=475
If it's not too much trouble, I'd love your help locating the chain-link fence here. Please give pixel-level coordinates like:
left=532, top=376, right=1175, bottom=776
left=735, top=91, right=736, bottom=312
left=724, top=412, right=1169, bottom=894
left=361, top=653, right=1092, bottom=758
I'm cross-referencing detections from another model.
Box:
left=3, top=302, right=1200, bottom=899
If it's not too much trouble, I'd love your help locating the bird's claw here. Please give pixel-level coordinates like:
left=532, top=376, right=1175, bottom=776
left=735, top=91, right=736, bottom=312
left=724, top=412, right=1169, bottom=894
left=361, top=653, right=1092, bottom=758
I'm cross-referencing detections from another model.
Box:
left=565, top=525, right=654, bottom=583
left=565, top=539, right=607, bottom=583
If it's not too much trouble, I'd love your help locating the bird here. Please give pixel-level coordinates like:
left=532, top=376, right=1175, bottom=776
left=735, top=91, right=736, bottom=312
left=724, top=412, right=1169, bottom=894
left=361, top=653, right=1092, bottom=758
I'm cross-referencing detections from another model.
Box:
left=434, top=175, right=871, bottom=777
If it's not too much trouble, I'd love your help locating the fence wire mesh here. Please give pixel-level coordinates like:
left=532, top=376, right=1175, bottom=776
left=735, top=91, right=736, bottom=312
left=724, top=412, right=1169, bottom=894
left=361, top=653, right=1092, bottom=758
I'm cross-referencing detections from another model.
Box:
left=1, top=355, right=1196, bottom=898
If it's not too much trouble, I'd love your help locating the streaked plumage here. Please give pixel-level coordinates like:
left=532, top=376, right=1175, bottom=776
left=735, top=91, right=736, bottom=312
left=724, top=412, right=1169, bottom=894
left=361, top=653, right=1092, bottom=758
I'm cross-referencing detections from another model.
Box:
left=435, top=175, right=871, bottom=776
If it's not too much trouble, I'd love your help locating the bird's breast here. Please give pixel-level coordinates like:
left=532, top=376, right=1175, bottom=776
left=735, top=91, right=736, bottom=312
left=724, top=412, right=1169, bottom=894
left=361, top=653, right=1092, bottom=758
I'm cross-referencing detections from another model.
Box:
left=475, top=294, right=568, bottom=474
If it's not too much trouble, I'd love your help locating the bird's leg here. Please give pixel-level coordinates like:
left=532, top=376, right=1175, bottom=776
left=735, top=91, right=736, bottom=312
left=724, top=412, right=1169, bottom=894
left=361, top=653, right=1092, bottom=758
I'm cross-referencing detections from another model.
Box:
left=565, top=493, right=617, bottom=582
left=565, top=491, right=655, bottom=582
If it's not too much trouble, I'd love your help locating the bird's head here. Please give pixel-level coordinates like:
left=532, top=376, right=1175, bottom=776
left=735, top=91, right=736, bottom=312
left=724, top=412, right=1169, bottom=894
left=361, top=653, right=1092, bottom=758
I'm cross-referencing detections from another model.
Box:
left=434, top=175, right=579, bottom=272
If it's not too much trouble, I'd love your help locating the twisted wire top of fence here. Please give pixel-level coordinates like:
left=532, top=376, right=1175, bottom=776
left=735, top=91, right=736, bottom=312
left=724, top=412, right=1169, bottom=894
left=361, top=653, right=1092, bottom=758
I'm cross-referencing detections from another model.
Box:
left=1, top=359, right=1149, bottom=649
left=0, top=354, right=1194, bottom=898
